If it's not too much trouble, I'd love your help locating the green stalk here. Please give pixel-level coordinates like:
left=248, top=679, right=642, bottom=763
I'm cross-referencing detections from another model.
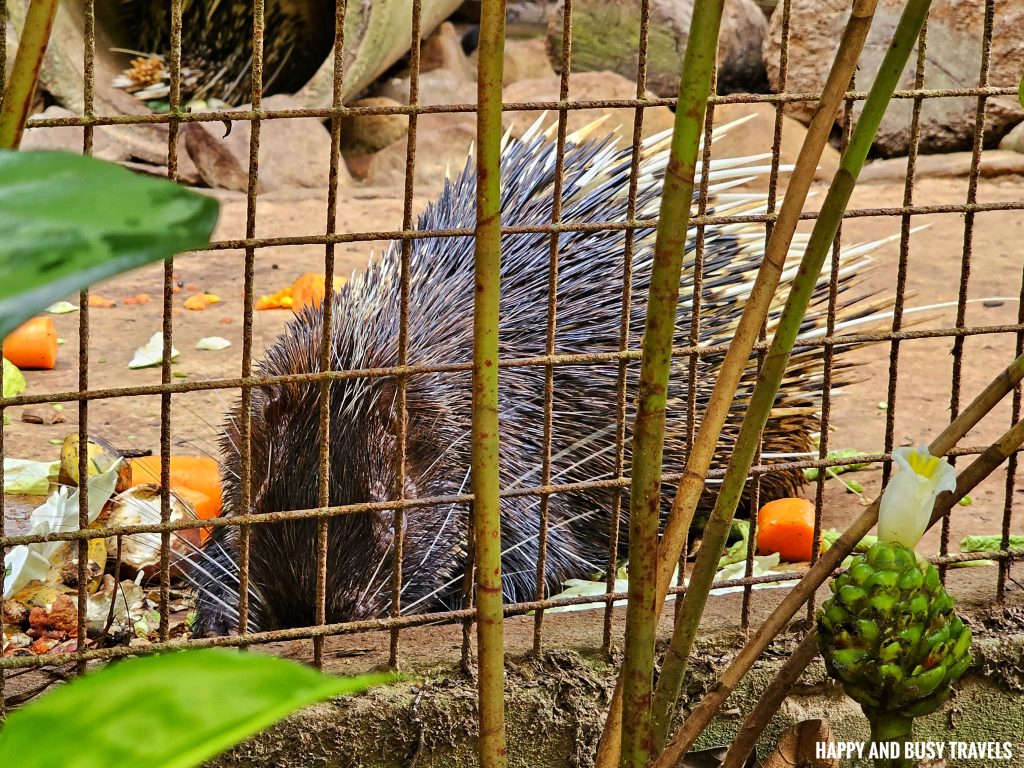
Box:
left=471, top=1, right=508, bottom=767
left=649, top=0, right=933, bottom=752
left=870, top=712, right=914, bottom=768
left=0, top=0, right=59, bottom=149
left=596, top=3, right=881, bottom=765
left=618, top=2, right=724, bottom=766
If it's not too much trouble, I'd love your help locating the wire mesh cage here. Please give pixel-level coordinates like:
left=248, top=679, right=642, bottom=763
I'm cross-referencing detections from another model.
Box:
left=1, top=0, right=1023, bottom=729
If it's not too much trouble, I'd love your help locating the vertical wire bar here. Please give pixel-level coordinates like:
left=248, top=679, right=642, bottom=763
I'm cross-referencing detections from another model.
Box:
left=473, top=1, right=509, bottom=765
left=237, top=0, right=266, bottom=642
left=75, top=0, right=96, bottom=676
left=741, top=0, right=791, bottom=631
left=603, top=0, right=651, bottom=655
left=314, top=0, right=348, bottom=667
left=997, top=264, right=1024, bottom=600
left=684, top=64, right=715, bottom=627
left=0, top=34, right=5, bottom=700
left=158, top=0, right=184, bottom=645
left=882, top=16, right=929, bottom=489
left=942, top=0, right=994, bottom=582
left=390, top=0, right=422, bottom=670
left=0, top=0, right=7, bottom=96
left=805, top=72, right=856, bottom=624
left=531, top=0, right=572, bottom=656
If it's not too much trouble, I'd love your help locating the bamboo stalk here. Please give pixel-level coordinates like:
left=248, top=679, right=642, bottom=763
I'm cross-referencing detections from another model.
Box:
left=0, top=0, right=59, bottom=149
left=472, top=1, right=509, bottom=766
left=594, top=3, right=882, bottom=764
left=719, top=414, right=1024, bottom=768
left=654, top=351, right=1024, bottom=767
left=619, top=2, right=725, bottom=765
left=649, top=0, right=933, bottom=750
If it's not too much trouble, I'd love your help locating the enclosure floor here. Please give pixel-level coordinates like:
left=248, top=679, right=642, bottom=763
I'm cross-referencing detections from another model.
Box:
left=5, top=170, right=1024, bottom=561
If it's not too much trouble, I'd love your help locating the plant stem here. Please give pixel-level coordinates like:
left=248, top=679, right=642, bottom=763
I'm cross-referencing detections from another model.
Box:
left=655, top=351, right=1024, bottom=766
left=595, top=4, right=881, bottom=765
left=472, top=1, right=508, bottom=766
left=0, top=0, right=59, bottom=149
left=618, top=3, right=725, bottom=766
left=870, top=712, right=914, bottom=768
left=648, top=0, right=932, bottom=752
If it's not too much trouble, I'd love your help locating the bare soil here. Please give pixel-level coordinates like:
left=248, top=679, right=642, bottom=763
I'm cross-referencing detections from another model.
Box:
left=4, top=161, right=1024, bottom=659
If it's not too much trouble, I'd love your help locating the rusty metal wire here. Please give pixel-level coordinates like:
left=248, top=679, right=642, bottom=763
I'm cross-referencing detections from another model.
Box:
left=1, top=0, right=1022, bottom=698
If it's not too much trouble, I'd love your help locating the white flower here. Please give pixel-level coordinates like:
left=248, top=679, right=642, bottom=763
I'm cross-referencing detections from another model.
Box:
left=878, top=445, right=957, bottom=548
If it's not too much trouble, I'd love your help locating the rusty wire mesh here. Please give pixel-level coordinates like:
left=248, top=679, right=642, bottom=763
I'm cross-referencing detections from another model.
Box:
left=1, top=0, right=1023, bottom=716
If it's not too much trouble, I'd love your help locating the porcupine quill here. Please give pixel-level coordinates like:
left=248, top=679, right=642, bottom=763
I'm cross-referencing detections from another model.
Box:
left=186, top=116, right=898, bottom=635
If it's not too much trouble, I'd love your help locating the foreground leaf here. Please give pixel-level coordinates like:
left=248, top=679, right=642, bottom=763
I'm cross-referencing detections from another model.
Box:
left=0, top=151, right=218, bottom=339
left=0, top=649, right=393, bottom=768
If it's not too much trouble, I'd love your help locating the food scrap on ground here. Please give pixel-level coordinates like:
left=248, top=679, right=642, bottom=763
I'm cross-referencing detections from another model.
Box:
left=3, top=358, right=26, bottom=398
left=2, top=458, right=59, bottom=495
left=3, top=317, right=59, bottom=370
left=45, top=301, right=77, bottom=314
left=123, top=293, right=152, bottom=305
left=2, top=438, right=226, bottom=655
left=255, top=273, right=347, bottom=311
left=183, top=292, right=221, bottom=311
left=21, top=405, right=66, bottom=425
left=756, top=497, right=816, bottom=563
left=128, top=332, right=179, bottom=369
left=196, top=336, right=231, bottom=351
left=87, top=295, right=116, bottom=308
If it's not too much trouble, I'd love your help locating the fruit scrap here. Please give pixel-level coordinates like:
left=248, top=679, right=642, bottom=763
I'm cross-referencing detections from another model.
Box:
left=756, top=497, right=816, bottom=563
left=255, top=286, right=294, bottom=310
left=87, top=295, right=116, bottom=308
left=255, top=273, right=347, bottom=311
left=290, top=273, right=347, bottom=313
left=128, top=455, right=223, bottom=523
left=123, top=293, right=152, bottom=305
left=183, top=292, right=221, bottom=311
left=3, top=317, right=58, bottom=370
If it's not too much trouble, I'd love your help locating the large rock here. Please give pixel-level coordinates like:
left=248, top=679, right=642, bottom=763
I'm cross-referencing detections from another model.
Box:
left=998, top=121, right=1024, bottom=154
left=339, top=97, right=410, bottom=156
left=184, top=95, right=348, bottom=192
left=763, top=0, right=1024, bottom=156
left=21, top=106, right=203, bottom=184
left=546, top=0, right=768, bottom=97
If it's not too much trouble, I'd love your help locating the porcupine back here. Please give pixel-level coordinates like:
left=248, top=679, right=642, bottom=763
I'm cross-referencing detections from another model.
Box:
left=189, top=118, right=890, bottom=635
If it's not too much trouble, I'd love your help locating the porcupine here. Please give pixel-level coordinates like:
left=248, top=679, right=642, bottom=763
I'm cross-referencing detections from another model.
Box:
left=189, top=118, right=891, bottom=635
left=116, top=0, right=335, bottom=104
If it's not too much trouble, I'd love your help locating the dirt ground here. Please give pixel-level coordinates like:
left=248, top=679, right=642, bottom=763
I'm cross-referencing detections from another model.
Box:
left=4, top=147, right=1024, bottom=655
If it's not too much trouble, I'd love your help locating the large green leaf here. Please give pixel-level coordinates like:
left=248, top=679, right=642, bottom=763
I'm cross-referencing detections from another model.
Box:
left=0, top=150, right=218, bottom=339
left=0, top=649, right=394, bottom=768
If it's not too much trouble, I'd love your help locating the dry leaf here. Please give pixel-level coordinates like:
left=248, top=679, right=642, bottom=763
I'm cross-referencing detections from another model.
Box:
left=762, top=719, right=839, bottom=768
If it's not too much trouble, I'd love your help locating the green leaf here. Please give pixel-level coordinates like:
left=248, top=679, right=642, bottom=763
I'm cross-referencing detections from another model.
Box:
left=1019, top=74, right=1024, bottom=109
left=0, top=649, right=395, bottom=768
left=0, top=151, right=218, bottom=340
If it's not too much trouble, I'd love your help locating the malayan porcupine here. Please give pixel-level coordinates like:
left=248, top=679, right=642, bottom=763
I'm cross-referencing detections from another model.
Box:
left=115, top=0, right=335, bottom=104
left=188, top=118, right=892, bottom=635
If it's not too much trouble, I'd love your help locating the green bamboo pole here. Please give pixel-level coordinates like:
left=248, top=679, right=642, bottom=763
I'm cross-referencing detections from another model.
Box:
left=471, top=1, right=508, bottom=767
left=0, top=0, right=59, bottom=148
left=649, top=0, right=934, bottom=751
left=594, top=3, right=881, bottom=766
left=618, top=2, right=725, bottom=766
left=658, top=351, right=1024, bottom=767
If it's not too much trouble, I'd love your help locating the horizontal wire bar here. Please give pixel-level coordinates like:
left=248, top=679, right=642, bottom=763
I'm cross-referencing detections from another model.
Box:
left=3, top=323, right=1022, bottom=408
left=22, top=86, right=1019, bottom=129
